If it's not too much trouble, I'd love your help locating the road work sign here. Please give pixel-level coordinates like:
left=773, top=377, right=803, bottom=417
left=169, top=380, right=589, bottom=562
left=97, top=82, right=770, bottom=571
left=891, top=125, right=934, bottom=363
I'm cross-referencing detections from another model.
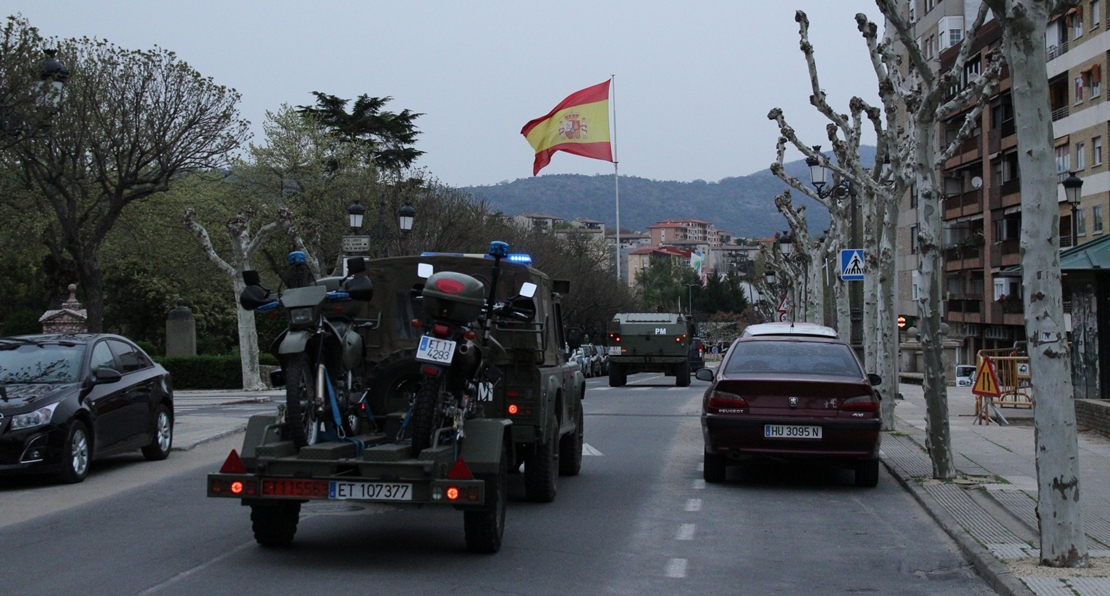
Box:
left=972, top=357, right=1002, bottom=397
left=840, top=249, right=864, bottom=281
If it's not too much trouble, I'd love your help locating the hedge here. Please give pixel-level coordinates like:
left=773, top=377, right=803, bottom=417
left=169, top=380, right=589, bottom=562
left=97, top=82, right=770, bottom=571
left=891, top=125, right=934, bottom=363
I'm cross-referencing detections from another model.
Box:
left=155, top=353, right=279, bottom=390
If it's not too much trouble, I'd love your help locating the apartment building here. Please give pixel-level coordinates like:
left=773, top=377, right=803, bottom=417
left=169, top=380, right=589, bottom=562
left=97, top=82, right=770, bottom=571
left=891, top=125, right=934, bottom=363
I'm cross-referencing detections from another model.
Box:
left=646, top=219, right=727, bottom=247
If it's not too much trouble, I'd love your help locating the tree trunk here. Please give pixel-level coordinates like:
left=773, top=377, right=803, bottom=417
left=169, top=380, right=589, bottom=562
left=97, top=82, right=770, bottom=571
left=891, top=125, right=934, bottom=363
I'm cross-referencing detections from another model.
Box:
left=232, top=275, right=266, bottom=391
left=987, top=0, right=1087, bottom=567
left=914, top=113, right=956, bottom=480
left=877, top=203, right=900, bottom=430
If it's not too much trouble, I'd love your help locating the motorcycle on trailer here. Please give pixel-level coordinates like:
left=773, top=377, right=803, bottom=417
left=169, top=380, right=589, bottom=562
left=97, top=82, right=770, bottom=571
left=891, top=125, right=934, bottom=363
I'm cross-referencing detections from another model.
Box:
left=239, top=252, right=375, bottom=447
left=407, top=241, right=538, bottom=456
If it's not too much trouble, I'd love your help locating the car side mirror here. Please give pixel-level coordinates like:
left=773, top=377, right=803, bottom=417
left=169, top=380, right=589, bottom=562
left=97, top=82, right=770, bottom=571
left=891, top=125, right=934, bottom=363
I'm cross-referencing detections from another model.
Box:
left=696, top=369, right=715, bottom=382
left=566, top=326, right=584, bottom=350
left=342, top=275, right=374, bottom=302
left=95, top=367, right=122, bottom=384
left=868, top=373, right=882, bottom=386
left=239, top=285, right=271, bottom=310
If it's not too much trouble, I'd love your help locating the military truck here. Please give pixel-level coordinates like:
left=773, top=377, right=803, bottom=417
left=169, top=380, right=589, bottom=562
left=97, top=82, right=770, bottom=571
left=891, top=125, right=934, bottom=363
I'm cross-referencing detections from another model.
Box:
left=606, top=312, right=694, bottom=387
left=207, top=253, right=584, bottom=552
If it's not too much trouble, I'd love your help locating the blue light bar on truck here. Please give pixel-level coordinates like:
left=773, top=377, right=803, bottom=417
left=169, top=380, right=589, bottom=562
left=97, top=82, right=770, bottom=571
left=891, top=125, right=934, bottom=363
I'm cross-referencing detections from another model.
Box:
left=419, top=252, right=533, bottom=266
left=506, top=254, right=532, bottom=265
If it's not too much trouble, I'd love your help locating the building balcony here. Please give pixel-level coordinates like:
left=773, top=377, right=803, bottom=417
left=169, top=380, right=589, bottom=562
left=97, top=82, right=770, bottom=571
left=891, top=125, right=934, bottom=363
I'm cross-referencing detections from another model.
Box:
left=1047, top=40, right=1069, bottom=61
left=1052, top=105, right=1070, bottom=121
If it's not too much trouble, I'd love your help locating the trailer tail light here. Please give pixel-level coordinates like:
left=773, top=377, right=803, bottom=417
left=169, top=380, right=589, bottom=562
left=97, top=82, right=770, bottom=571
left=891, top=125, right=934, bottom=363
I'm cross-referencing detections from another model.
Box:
left=508, top=404, right=519, bottom=415
left=231, top=481, right=244, bottom=494
left=210, top=478, right=257, bottom=496
left=219, top=450, right=246, bottom=474
left=447, top=487, right=460, bottom=500
left=840, top=395, right=880, bottom=413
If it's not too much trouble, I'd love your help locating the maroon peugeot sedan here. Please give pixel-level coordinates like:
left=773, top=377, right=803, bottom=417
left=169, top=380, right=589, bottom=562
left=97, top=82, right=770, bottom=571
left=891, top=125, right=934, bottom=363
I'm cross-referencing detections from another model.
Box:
left=698, top=333, right=882, bottom=487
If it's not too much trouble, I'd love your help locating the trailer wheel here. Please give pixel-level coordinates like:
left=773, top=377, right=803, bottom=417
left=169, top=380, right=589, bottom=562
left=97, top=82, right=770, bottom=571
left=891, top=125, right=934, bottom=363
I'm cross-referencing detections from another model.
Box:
left=608, top=363, right=626, bottom=387
left=250, top=502, right=301, bottom=547
left=285, top=353, right=319, bottom=448
left=465, top=441, right=508, bottom=553
left=676, top=362, right=691, bottom=387
left=525, top=419, right=559, bottom=502
left=559, top=404, right=583, bottom=476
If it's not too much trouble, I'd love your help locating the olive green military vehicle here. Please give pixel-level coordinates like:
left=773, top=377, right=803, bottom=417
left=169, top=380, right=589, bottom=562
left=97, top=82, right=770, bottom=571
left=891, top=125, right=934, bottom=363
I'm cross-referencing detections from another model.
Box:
left=605, top=312, right=694, bottom=387
left=208, top=253, right=585, bottom=552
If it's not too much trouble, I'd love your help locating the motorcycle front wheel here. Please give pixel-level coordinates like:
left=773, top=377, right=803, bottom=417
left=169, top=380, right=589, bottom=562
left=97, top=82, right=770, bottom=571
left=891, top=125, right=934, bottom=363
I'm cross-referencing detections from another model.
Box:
left=410, top=376, right=446, bottom=456
left=285, top=353, right=319, bottom=447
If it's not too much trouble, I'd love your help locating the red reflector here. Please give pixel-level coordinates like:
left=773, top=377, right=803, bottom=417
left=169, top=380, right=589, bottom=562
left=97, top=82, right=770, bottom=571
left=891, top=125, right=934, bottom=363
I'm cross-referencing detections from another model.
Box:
left=433, top=323, right=451, bottom=336
left=422, top=366, right=440, bottom=376
left=435, top=279, right=465, bottom=294
left=507, top=390, right=520, bottom=397
left=219, top=449, right=246, bottom=474
left=231, top=481, right=244, bottom=495
left=447, top=457, right=474, bottom=480
left=447, top=487, right=460, bottom=500
left=508, top=404, right=519, bottom=415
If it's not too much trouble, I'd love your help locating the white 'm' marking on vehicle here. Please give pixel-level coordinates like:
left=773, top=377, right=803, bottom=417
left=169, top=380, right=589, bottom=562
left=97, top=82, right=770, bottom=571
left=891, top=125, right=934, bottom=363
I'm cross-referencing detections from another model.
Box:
left=693, top=479, right=706, bottom=490
left=582, top=444, right=604, bottom=456
left=685, top=498, right=702, bottom=512
left=676, top=524, right=696, bottom=540
left=665, top=558, right=688, bottom=578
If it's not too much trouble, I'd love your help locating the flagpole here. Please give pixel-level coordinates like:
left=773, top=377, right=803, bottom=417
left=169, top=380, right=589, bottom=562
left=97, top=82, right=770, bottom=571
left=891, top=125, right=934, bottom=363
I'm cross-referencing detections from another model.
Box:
left=611, top=74, right=621, bottom=283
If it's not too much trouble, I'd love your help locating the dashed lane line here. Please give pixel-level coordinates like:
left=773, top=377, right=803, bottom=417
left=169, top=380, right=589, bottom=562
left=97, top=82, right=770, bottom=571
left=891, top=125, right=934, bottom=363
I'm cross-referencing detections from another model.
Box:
left=583, top=443, right=604, bottom=456
left=665, top=558, right=688, bottom=579
left=676, top=524, right=696, bottom=541
left=685, top=498, right=702, bottom=512
left=693, top=479, right=706, bottom=490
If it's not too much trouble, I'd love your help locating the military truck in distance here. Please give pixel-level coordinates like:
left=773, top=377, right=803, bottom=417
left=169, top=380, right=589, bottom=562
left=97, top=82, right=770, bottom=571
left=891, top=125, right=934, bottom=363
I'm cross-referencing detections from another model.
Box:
left=606, top=313, right=694, bottom=387
left=208, top=253, right=585, bottom=552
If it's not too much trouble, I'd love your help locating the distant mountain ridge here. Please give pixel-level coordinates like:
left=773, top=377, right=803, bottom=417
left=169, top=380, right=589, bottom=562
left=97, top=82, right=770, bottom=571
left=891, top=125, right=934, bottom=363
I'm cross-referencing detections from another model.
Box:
left=463, top=146, right=875, bottom=239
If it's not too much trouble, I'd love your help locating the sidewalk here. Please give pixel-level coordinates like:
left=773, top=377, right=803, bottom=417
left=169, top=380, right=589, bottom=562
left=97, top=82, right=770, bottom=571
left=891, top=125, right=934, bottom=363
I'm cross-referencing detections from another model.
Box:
left=885, top=383, right=1110, bottom=596
left=171, top=389, right=280, bottom=451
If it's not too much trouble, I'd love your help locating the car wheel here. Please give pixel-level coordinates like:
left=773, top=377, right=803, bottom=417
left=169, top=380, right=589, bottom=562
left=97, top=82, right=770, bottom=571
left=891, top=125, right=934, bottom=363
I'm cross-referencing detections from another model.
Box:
left=703, top=450, right=726, bottom=483
left=56, top=420, right=90, bottom=484
left=525, top=419, right=559, bottom=502
left=142, top=405, right=173, bottom=461
left=251, top=502, right=301, bottom=547
left=855, top=459, right=880, bottom=488
left=464, top=440, right=509, bottom=553
left=558, top=405, right=583, bottom=476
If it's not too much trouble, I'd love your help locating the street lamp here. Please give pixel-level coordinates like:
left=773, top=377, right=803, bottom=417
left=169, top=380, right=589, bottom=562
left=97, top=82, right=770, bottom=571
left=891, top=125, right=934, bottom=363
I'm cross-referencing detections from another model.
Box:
left=807, top=145, right=860, bottom=344
left=348, top=201, right=366, bottom=233
left=39, top=49, right=69, bottom=109
left=777, top=231, right=808, bottom=322
left=399, top=202, right=415, bottom=233
left=1063, top=171, right=1083, bottom=247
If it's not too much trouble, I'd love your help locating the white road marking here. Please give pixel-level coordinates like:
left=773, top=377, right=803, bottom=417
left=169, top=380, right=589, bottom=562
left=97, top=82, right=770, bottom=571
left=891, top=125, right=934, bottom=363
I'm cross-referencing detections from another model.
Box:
left=592, top=387, right=612, bottom=391
left=685, top=498, right=702, bottom=512
left=668, top=387, right=686, bottom=391
left=583, top=443, right=604, bottom=456
left=693, top=479, right=706, bottom=490
left=665, top=558, right=688, bottom=578
left=676, top=524, right=696, bottom=540
left=697, top=462, right=704, bottom=472
left=633, top=387, right=651, bottom=391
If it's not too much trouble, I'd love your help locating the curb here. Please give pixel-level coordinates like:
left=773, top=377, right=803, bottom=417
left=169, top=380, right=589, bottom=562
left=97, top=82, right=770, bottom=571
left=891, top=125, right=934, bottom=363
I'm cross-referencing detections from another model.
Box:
left=881, top=451, right=1036, bottom=596
left=172, top=425, right=247, bottom=452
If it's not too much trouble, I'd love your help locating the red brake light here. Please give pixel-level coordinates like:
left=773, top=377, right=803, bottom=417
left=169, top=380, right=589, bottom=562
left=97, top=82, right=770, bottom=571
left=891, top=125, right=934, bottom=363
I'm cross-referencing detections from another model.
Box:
left=447, top=457, right=474, bottom=480
left=840, top=396, right=880, bottom=413
left=446, top=487, right=460, bottom=500
left=508, top=404, right=519, bottom=415
left=231, top=481, right=244, bottom=495
left=219, top=449, right=246, bottom=474
left=435, top=279, right=465, bottom=294
left=707, top=390, right=748, bottom=414
left=433, top=323, right=451, bottom=336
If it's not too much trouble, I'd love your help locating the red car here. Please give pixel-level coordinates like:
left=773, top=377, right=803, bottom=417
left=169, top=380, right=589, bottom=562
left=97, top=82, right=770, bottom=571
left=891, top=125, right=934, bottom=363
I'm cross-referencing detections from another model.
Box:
left=698, top=333, right=882, bottom=487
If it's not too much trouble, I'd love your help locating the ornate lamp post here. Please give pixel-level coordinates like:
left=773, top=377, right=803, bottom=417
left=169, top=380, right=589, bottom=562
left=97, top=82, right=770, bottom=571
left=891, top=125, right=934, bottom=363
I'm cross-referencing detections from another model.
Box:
left=806, top=145, right=859, bottom=342
left=40, top=49, right=70, bottom=106
left=1063, top=171, right=1084, bottom=248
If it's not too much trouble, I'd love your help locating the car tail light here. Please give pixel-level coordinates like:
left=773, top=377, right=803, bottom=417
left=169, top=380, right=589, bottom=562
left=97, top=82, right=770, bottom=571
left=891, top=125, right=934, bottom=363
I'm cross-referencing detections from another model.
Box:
left=840, top=395, right=880, bottom=413
left=219, top=450, right=246, bottom=474
left=433, top=323, right=451, bottom=336
left=609, top=333, right=621, bottom=343
left=707, top=390, right=748, bottom=414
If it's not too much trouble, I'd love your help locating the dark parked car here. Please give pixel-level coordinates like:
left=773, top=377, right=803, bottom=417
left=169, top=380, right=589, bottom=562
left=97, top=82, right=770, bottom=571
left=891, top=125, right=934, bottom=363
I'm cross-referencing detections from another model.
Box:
left=0, top=334, right=174, bottom=483
left=689, top=337, right=705, bottom=373
left=697, top=333, right=882, bottom=487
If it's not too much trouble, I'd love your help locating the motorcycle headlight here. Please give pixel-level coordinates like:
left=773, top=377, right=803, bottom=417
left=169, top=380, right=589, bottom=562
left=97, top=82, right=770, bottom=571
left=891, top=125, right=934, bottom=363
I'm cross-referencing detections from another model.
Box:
left=289, top=307, right=315, bottom=326
left=10, top=402, right=60, bottom=431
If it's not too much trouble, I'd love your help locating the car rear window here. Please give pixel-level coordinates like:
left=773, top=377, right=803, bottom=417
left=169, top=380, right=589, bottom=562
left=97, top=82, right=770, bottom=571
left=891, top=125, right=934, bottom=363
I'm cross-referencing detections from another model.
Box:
left=0, top=344, right=84, bottom=384
left=723, top=341, right=862, bottom=378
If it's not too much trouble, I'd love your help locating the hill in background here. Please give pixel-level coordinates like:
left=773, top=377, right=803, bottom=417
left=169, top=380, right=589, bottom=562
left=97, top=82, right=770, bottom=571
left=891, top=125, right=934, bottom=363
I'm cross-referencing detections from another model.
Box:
left=463, top=146, right=875, bottom=239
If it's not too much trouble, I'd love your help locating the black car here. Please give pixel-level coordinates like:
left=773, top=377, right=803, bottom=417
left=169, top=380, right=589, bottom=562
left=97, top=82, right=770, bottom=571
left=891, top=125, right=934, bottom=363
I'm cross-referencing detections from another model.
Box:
left=0, top=334, right=174, bottom=483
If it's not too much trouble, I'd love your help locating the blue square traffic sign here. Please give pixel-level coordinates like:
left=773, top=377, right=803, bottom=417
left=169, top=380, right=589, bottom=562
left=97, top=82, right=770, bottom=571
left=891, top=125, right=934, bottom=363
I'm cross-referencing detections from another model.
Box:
left=840, top=249, right=865, bottom=281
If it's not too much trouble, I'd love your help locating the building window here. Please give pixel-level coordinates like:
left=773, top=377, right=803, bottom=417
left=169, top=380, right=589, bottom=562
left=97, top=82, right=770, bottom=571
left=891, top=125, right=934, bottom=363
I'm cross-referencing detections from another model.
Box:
left=1078, top=207, right=1088, bottom=236
left=1095, top=136, right=1103, bottom=165
left=911, top=225, right=919, bottom=254
left=1072, top=9, right=1084, bottom=38
left=1077, top=142, right=1087, bottom=170
left=1095, top=205, right=1104, bottom=233
left=1094, top=1, right=1102, bottom=28
left=1084, top=65, right=1102, bottom=98
left=1076, top=75, right=1085, bottom=103
left=1057, top=144, right=1072, bottom=173
left=910, top=183, right=918, bottom=208
left=912, top=271, right=921, bottom=301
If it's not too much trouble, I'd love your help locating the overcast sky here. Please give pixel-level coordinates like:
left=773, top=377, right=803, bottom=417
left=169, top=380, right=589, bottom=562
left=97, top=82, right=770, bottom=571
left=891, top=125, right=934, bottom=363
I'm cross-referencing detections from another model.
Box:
left=7, top=1, right=884, bottom=188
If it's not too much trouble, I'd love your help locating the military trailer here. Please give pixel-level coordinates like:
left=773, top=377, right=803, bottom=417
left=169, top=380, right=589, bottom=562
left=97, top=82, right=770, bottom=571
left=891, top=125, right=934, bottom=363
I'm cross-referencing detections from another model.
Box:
left=207, top=254, right=584, bottom=552
left=606, top=312, right=694, bottom=387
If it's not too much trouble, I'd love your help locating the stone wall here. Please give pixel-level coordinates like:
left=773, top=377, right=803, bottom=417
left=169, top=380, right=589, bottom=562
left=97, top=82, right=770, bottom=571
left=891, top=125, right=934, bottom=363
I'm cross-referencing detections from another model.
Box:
left=1076, top=400, right=1110, bottom=440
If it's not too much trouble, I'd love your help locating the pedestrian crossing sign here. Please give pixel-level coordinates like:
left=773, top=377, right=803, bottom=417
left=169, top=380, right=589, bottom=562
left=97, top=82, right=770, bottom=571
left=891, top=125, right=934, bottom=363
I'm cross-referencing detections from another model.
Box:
left=972, top=357, right=1002, bottom=397
left=840, top=249, right=865, bottom=281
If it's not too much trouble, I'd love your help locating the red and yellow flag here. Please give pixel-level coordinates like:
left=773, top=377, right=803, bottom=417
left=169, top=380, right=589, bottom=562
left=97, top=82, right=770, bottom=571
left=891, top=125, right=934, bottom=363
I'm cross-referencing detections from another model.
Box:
left=521, top=80, right=612, bottom=175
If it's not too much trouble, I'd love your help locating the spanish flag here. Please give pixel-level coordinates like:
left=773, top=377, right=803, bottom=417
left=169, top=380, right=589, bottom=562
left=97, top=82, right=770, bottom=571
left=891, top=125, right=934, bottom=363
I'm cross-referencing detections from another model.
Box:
left=521, top=80, right=613, bottom=175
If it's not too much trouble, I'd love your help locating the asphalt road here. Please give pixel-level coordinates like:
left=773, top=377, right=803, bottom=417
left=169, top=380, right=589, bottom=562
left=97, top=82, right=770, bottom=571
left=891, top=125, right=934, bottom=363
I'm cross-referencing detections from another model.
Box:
left=0, top=372, right=997, bottom=595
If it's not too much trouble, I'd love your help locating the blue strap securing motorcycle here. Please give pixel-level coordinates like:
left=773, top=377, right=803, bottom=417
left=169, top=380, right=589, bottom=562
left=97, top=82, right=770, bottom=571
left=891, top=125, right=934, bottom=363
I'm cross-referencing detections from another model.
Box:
left=324, top=368, right=344, bottom=438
